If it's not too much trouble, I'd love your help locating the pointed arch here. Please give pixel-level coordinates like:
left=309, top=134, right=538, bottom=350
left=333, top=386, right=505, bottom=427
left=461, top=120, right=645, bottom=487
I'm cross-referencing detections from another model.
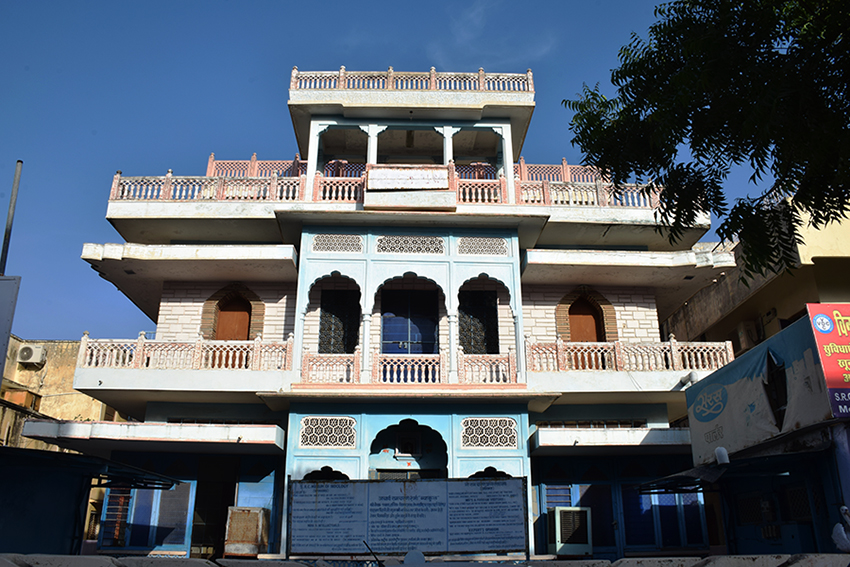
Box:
left=200, top=283, right=264, bottom=340
left=555, top=286, right=618, bottom=342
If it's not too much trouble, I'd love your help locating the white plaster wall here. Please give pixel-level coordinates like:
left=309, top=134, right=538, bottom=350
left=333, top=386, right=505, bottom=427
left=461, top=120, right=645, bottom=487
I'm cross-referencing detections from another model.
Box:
left=521, top=285, right=660, bottom=343
left=156, top=282, right=296, bottom=341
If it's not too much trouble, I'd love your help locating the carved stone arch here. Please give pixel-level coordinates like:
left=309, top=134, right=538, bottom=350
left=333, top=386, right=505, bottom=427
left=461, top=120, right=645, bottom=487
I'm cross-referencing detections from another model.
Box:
left=555, top=286, right=618, bottom=342
left=373, top=271, right=446, bottom=303
left=200, top=283, right=265, bottom=340
left=458, top=273, right=512, bottom=304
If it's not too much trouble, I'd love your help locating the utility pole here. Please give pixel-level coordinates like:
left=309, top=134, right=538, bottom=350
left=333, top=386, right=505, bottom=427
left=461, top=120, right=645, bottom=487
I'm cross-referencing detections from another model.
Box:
left=0, top=160, right=23, bottom=275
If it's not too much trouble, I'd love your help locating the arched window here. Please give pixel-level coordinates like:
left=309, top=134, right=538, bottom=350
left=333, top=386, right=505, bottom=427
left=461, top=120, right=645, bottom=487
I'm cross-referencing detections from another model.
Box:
left=556, top=286, right=618, bottom=343
left=215, top=295, right=251, bottom=341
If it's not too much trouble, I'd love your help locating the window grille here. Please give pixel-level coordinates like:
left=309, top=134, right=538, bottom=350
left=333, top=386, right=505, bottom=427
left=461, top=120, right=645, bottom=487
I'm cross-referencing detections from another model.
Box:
left=459, top=291, right=499, bottom=354
left=299, top=416, right=357, bottom=448
left=457, top=237, right=508, bottom=256
left=312, top=233, right=363, bottom=253
left=319, top=290, right=360, bottom=354
left=460, top=417, right=517, bottom=448
left=376, top=235, right=444, bottom=254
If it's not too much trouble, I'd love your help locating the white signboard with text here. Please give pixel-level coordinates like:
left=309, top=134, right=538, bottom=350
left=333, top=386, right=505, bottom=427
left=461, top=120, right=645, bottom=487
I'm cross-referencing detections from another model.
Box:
left=289, top=478, right=527, bottom=555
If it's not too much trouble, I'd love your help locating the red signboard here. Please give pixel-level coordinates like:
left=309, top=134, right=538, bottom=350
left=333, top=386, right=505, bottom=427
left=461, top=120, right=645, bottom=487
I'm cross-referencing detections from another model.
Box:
left=807, top=303, right=850, bottom=419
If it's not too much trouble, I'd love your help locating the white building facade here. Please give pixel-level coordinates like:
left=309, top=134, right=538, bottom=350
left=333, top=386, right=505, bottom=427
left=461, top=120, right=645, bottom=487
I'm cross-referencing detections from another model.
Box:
left=28, top=67, right=737, bottom=560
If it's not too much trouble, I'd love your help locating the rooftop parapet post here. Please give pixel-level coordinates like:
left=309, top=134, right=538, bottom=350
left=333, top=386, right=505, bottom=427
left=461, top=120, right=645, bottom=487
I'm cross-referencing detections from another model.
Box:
left=478, top=68, right=486, bottom=91
left=206, top=153, right=216, bottom=176
left=386, top=66, right=394, bottom=90
left=429, top=67, right=437, bottom=90
left=337, top=66, right=346, bottom=90
left=160, top=170, right=173, bottom=200
left=290, top=66, right=299, bottom=90
left=110, top=171, right=122, bottom=200
left=526, top=69, right=534, bottom=92
left=248, top=153, right=258, bottom=177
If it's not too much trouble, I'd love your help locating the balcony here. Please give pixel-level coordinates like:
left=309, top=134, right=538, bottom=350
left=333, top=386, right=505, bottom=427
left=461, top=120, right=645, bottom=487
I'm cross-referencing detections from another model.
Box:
left=300, top=349, right=517, bottom=386
left=109, top=158, right=654, bottom=209
left=74, top=333, right=294, bottom=419
left=526, top=337, right=733, bottom=373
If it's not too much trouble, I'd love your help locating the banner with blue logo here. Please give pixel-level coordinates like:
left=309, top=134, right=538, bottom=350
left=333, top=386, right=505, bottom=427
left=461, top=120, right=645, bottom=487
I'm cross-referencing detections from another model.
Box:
left=686, top=317, right=832, bottom=466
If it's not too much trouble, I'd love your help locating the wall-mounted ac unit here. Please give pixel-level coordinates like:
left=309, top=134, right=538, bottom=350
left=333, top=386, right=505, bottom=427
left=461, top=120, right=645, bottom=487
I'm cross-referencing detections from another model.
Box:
left=548, top=506, right=592, bottom=556
left=17, top=345, right=45, bottom=365
left=735, top=320, right=760, bottom=353
left=224, top=507, right=268, bottom=558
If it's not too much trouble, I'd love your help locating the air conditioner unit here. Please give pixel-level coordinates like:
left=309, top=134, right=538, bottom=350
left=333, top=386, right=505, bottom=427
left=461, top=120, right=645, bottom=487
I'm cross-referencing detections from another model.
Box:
left=548, top=506, right=592, bottom=557
left=736, top=320, right=760, bottom=353
left=17, top=345, right=45, bottom=365
left=224, top=507, right=268, bottom=558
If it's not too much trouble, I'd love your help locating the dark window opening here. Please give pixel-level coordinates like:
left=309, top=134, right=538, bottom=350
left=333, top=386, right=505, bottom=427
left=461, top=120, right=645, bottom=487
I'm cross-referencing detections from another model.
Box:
left=319, top=290, right=361, bottom=354
left=458, top=290, right=499, bottom=354
left=381, top=290, right=438, bottom=354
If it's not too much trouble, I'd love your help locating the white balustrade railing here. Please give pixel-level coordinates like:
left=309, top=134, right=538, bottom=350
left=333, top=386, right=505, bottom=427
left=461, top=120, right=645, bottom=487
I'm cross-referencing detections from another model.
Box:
left=526, top=338, right=734, bottom=372
left=372, top=350, right=445, bottom=384
left=78, top=333, right=293, bottom=371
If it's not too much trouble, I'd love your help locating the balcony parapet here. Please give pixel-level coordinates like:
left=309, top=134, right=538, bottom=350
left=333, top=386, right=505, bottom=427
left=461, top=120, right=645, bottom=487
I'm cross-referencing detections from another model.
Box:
left=290, top=66, right=534, bottom=93
left=110, top=158, right=659, bottom=210
left=526, top=337, right=734, bottom=373
left=77, top=332, right=294, bottom=371
left=300, top=349, right=517, bottom=386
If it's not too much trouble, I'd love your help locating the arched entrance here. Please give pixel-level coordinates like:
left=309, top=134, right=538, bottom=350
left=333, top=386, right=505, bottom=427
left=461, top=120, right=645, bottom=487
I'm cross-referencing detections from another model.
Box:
left=368, top=419, right=448, bottom=479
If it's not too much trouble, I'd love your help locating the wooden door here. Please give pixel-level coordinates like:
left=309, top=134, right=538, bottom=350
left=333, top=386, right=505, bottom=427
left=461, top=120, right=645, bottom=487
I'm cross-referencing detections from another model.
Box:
left=569, top=297, right=602, bottom=342
left=215, top=296, right=251, bottom=341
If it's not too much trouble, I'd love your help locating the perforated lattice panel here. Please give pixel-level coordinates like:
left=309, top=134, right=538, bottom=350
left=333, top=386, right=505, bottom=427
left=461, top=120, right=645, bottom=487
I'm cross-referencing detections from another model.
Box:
left=457, top=237, right=508, bottom=256
left=312, top=234, right=363, bottom=253
left=376, top=235, right=444, bottom=255
left=299, top=416, right=357, bottom=448
left=460, top=417, right=517, bottom=448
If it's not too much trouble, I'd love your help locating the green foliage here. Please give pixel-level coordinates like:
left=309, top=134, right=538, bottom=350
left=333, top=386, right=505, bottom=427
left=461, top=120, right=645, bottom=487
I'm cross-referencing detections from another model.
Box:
left=565, top=0, right=849, bottom=277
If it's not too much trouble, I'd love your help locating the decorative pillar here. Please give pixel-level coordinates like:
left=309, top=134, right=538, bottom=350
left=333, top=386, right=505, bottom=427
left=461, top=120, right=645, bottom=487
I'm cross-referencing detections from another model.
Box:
left=436, top=126, right=461, bottom=166
left=513, top=314, right=526, bottom=382
left=359, top=124, right=388, bottom=165
left=360, top=313, right=372, bottom=383
left=305, top=121, right=331, bottom=201
left=492, top=126, right=516, bottom=203
left=448, top=311, right=459, bottom=383
left=291, top=308, right=308, bottom=377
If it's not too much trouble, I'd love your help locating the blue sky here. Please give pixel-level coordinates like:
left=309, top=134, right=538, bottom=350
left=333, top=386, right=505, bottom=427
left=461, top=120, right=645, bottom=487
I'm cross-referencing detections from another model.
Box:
left=0, top=1, right=756, bottom=340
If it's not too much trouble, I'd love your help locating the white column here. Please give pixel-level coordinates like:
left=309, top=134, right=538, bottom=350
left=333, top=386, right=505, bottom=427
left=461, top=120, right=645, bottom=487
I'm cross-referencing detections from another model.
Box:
left=436, top=126, right=461, bottom=165
left=492, top=125, right=516, bottom=203
left=360, top=312, right=372, bottom=383
left=305, top=121, right=330, bottom=201
left=448, top=311, right=459, bottom=383
left=292, top=308, right=308, bottom=378
left=513, top=313, right=526, bottom=383
left=360, top=124, right=388, bottom=164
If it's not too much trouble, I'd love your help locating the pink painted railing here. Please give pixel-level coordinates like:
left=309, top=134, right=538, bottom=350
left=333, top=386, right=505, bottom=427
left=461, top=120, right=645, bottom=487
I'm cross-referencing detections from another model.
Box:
left=78, top=333, right=293, bottom=371
left=110, top=171, right=304, bottom=202
left=302, top=348, right=361, bottom=383
left=457, top=350, right=517, bottom=384
left=372, top=350, right=445, bottom=384
left=526, top=338, right=733, bottom=372
left=313, top=175, right=364, bottom=202
left=291, top=66, right=534, bottom=93
left=110, top=157, right=659, bottom=209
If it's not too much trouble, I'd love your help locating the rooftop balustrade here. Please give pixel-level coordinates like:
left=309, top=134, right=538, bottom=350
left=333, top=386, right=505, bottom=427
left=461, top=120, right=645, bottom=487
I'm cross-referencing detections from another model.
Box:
left=109, top=155, right=658, bottom=209
left=290, top=66, right=534, bottom=93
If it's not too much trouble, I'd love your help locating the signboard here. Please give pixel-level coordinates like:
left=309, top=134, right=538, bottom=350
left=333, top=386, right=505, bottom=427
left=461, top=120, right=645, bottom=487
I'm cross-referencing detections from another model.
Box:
left=288, top=478, right=527, bottom=555
left=686, top=316, right=833, bottom=466
left=807, top=303, right=850, bottom=419
left=367, top=167, right=449, bottom=191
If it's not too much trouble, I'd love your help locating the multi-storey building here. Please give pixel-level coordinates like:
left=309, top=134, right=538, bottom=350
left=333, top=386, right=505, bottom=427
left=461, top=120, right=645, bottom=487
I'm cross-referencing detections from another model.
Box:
left=25, top=67, right=736, bottom=560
